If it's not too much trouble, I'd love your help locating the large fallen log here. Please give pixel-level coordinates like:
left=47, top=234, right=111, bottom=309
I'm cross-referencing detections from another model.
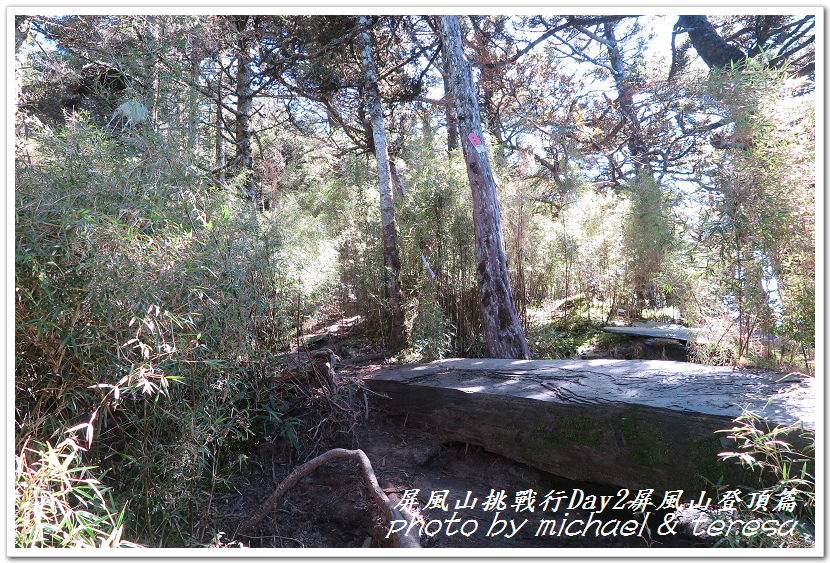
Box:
left=365, top=359, right=814, bottom=492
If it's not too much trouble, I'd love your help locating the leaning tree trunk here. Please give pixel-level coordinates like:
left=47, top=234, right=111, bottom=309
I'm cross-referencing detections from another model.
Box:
left=358, top=16, right=407, bottom=350
left=676, top=15, right=747, bottom=70
left=439, top=15, right=530, bottom=360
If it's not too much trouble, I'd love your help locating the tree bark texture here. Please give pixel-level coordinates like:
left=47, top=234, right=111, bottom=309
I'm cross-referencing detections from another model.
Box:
left=14, top=16, right=32, bottom=120
left=234, top=16, right=257, bottom=203
left=214, top=76, right=226, bottom=185
left=389, top=160, right=407, bottom=205
left=358, top=16, right=407, bottom=350
left=440, top=55, right=459, bottom=152
left=439, top=15, right=530, bottom=360
left=677, top=15, right=747, bottom=70
left=188, top=57, right=201, bottom=160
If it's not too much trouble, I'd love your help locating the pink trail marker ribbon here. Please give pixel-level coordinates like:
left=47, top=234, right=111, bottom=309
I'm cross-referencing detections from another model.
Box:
left=421, top=254, right=436, bottom=278
left=421, top=230, right=439, bottom=279
left=468, top=133, right=486, bottom=153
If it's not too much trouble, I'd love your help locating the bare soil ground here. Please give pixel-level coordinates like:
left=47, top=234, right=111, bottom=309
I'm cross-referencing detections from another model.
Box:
left=224, top=361, right=707, bottom=551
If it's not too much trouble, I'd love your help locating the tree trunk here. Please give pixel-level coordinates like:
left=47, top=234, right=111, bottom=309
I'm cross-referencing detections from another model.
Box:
left=442, top=68, right=459, bottom=152
left=14, top=16, right=32, bottom=121
left=438, top=41, right=459, bottom=152
left=677, top=15, right=746, bottom=70
left=146, top=19, right=161, bottom=126
left=214, top=75, right=226, bottom=185
left=439, top=15, right=530, bottom=360
left=188, top=56, right=200, bottom=160
left=358, top=16, right=407, bottom=350
left=389, top=160, right=407, bottom=205
left=604, top=22, right=666, bottom=317
left=234, top=16, right=257, bottom=205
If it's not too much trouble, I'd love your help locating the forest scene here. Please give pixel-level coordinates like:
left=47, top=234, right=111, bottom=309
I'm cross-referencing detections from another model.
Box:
left=13, top=12, right=817, bottom=551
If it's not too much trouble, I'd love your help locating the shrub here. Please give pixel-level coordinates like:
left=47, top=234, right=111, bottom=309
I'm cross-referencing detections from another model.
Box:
left=14, top=111, right=325, bottom=545
left=712, top=380, right=815, bottom=547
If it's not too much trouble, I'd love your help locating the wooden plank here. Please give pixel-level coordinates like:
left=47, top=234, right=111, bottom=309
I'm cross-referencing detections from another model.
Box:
left=365, top=359, right=814, bottom=492
left=601, top=323, right=694, bottom=342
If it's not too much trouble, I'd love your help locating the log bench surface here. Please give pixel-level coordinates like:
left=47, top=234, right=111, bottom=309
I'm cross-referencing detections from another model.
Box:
left=601, top=325, right=692, bottom=341
left=600, top=322, right=706, bottom=343
left=365, top=358, right=814, bottom=491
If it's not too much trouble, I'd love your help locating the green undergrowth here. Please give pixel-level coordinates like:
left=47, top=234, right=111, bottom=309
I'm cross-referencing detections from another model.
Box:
left=711, top=391, right=815, bottom=548
left=14, top=113, right=350, bottom=547
left=524, top=316, right=606, bottom=360
left=15, top=437, right=143, bottom=548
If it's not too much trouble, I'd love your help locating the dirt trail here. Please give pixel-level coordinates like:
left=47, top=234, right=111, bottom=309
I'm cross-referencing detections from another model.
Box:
left=227, top=371, right=707, bottom=550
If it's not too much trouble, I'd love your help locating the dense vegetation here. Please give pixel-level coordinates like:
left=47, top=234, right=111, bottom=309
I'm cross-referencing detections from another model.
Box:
left=14, top=14, right=815, bottom=548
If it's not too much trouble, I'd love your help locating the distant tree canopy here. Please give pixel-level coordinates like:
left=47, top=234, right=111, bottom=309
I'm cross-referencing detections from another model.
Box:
left=18, top=12, right=815, bottom=352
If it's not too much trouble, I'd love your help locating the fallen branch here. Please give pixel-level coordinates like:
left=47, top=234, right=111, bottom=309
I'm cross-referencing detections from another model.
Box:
left=235, top=448, right=421, bottom=548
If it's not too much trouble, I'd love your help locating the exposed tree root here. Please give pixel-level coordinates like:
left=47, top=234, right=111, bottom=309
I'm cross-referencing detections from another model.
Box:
left=235, top=448, right=421, bottom=548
